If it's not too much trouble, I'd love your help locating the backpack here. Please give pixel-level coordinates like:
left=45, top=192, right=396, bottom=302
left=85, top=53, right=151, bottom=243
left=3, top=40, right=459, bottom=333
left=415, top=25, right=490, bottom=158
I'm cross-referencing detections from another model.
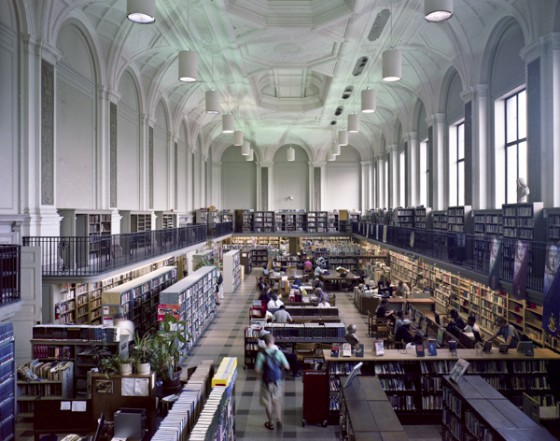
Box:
left=262, top=350, right=283, bottom=384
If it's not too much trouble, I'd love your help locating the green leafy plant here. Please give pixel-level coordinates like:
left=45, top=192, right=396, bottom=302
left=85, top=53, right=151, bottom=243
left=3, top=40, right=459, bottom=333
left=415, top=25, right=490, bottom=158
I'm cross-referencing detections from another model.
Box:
left=131, top=332, right=152, bottom=364
left=149, top=314, right=189, bottom=382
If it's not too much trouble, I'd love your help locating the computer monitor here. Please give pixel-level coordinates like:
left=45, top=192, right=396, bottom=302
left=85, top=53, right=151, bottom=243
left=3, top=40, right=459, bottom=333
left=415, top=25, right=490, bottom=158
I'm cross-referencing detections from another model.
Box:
left=517, top=341, right=534, bottom=356
left=437, top=328, right=445, bottom=346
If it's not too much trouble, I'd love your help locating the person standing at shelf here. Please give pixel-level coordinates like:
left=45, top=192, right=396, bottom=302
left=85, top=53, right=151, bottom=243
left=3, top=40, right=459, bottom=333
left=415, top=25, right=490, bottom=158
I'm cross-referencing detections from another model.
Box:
left=489, top=316, right=520, bottom=348
left=255, top=333, right=290, bottom=430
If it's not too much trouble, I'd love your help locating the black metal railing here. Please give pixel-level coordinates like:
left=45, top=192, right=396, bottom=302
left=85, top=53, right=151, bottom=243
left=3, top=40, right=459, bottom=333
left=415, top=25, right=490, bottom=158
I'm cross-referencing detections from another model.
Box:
left=23, top=222, right=233, bottom=277
left=0, top=244, right=21, bottom=304
left=208, top=222, right=233, bottom=239
left=353, top=222, right=547, bottom=293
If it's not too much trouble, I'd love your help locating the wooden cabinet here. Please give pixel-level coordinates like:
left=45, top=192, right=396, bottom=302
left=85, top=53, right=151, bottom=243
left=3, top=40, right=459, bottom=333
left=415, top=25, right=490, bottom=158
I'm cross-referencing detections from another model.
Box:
left=442, top=375, right=557, bottom=441
left=101, top=266, right=177, bottom=335
left=158, top=266, right=218, bottom=353
left=222, top=249, right=241, bottom=294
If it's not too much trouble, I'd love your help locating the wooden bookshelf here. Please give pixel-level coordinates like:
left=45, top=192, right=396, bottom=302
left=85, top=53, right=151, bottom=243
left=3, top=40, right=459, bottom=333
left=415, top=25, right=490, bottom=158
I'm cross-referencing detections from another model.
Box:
left=442, top=375, right=557, bottom=441
left=0, top=323, right=15, bottom=439
left=397, top=208, right=415, bottom=228
left=234, top=209, right=253, bottom=233
left=389, top=251, right=419, bottom=286
left=447, top=205, right=472, bottom=233
left=253, top=211, right=274, bottom=232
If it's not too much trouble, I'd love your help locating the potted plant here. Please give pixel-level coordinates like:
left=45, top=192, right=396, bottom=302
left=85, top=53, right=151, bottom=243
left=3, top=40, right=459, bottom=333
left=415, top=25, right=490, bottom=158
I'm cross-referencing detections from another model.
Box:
left=118, top=357, right=133, bottom=376
left=131, top=333, right=152, bottom=375
left=98, top=354, right=120, bottom=379
left=149, top=313, right=189, bottom=393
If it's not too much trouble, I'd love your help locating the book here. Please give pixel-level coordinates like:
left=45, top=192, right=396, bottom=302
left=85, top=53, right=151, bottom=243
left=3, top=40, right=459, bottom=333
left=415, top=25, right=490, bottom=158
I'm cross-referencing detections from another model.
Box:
left=374, top=340, right=384, bottom=356
left=330, top=344, right=339, bottom=358
left=415, top=343, right=425, bottom=357
left=448, top=339, right=457, bottom=355
left=354, top=344, right=364, bottom=357
left=341, top=343, right=352, bottom=357
left=449, top=358, right=470, bottom=383
left=427, top=339, right=437, bottom=356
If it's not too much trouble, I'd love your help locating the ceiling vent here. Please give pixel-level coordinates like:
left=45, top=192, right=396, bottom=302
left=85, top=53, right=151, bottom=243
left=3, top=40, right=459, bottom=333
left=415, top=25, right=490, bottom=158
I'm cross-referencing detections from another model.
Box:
left=342, top=86, right=354, bottom=100
left=334, top=106, right=344, bottom=116
left=352, top=56, right=369, bottom=76
left=368, top=9, right=390, bottom=42
left=330, top=120, right=337, bottom=126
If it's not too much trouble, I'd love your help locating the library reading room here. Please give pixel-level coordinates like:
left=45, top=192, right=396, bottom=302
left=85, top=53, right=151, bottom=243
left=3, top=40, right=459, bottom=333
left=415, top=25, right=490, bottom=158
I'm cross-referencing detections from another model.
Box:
left=2, top=1, right=560, bottom=440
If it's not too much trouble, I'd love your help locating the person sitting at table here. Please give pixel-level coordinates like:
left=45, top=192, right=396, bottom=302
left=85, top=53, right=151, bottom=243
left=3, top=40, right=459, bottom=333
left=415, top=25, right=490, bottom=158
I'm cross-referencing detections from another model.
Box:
left=314, top=265, right=325, bottom=277
left=463, top=315, right=483, bottom=343
left=303, top=258, right=313, bottom=273
left=393, top=310, right=405, bottom=334
left=267, top=294, right=284, bottom=313
left=377, top=274, right=392, bottom=297
left=317, top=298, right=331, bottom=308
left=262, top=264, right=269, bottom=277
left=446, top=309, right=466, bottom=336
left=259, top=286, right=272, bottom=310
left=272, top=305, right=293, bottom=323
left=405, top=331, right=424, bottom=351
left=313, top=279, right=325, bottom=290
left=315, top=287, right=329, bottom=304
left=395, top=280, right=410, bottom=298
left=257, top=276, right=266, bottom=293
left=395, top=319, right=414, bottom=344
left=375, top=299, right=391, bottom=318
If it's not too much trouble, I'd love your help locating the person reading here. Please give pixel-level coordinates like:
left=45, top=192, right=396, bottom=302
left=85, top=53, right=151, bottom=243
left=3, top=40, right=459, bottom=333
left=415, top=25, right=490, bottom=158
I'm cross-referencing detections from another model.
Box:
left=488, top=316, right=520, bottom=348
left=463, top=315, right=483, bottom=343
left=395, top=320, right=414, bottom=344
left=446, top=309, right=466, bottom=336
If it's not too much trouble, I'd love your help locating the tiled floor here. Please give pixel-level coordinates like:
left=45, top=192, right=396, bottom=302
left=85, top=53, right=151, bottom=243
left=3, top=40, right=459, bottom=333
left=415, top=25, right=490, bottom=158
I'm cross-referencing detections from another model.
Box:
left=15, top=271, right=442, bottom=440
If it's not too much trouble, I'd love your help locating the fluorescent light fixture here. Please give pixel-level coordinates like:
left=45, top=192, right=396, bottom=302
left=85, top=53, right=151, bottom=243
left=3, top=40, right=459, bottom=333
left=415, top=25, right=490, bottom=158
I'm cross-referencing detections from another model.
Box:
left=222, top=113, right=234, bottom=133
left=127, top=0, right=156, bottom=24
left=337, top=130, right=348, bottom=146
left=348, top=113, right=360, bottom=133
left=205, top=90, right=220, bottom=114
left=178, top=50, right=197, bottom=82
left=287, top=146, right=295, bottom=162
left=382, top=49, right=401, bottom=82
left=242, top=141, right=251, bottom=156
left=233, top=130, right=244, bottom=146
left=361, top=89, right=376, bottom=113
left=425, top=0, right=453, bottom=22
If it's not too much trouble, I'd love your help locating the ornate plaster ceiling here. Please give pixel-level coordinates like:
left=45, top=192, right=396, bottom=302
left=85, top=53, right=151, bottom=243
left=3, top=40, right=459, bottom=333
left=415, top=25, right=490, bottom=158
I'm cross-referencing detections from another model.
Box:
left=70, top=0, right=526, bottom=160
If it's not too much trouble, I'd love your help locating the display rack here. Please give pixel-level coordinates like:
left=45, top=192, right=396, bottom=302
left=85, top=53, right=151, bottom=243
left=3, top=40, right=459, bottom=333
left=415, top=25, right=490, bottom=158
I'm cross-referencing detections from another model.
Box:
left=222, top=249, right=241, bottom=294
left=442, top=375, right=557, bottom=441
left=101, top=266, right=177, bottom=335
left=16, top=360, right=73, bottom=418
left=158, top=266, right=218, bottom=353
left=323, top=348, right=560, bottom=425
left=0, top=323, right=15, bottom=440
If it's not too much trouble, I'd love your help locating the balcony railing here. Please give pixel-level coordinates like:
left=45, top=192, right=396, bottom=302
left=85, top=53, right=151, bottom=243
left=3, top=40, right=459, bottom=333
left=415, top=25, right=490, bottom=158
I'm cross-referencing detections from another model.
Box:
left=23, top=222, right=233, bottom=277
left=0, top=244, right=21, bottom=304
left=353, top=222, right=547, bottom=293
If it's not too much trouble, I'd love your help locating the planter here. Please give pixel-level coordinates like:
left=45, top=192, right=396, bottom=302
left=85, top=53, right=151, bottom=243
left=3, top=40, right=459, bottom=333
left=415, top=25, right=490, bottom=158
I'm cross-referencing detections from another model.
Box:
left=162, top=367, right=182, bottom=394
left=137, top=362, right=151, bottom=375
left=119, top=363, right=133, bottom=376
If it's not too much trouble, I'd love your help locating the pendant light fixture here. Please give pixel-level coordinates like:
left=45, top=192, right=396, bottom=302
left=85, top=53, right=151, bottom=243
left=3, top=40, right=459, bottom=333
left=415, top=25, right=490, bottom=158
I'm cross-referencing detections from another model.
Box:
left=333, top=141, right=341, bottom=156
left=424, top=0, right=453, bottom=22
left=205, top=90, right=220, bottom=114
left=361, top=89, right=376, bottom=113
left=382, top=1, right=401, bottom=82
left=222, top=113, right=234, bottom=133
left=246, top=149, right=254, bottom=161
left=287, top=146, right=295, bottom=162
left=178, top=50, right=198, bottom=82
left=127, top=0, right=156, bottom=24
left=242, top=141, right=251, bottom=156
left=337, top=130, right=349, bottom=146
left=348, top=113, right=360, bottom=133
left=233, top=130, right=244, bottom=146
left=328, top=150, right=336, bottom=162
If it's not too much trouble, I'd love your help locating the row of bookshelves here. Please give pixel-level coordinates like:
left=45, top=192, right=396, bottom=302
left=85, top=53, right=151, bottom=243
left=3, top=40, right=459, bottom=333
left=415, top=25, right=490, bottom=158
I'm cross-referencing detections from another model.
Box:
left=0, top=323, right=14, bottom=440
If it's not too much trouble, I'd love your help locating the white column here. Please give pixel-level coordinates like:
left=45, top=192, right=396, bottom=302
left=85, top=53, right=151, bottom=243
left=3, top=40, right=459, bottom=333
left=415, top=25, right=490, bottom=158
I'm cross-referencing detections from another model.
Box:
left=309, top=161, right=326, bottom=210
left=407, top=132, right=419, bottom=207
left=140, top=115, right=153, bottom=211
left=428, top=113, right=446, bottom=210
left=361, top=161, right=371, bottom=211
left=462, top=85, right=488, bottom=209
left=261, top=161, right=274, bottom=211
left=389, top=144, right=399, bottom=208
left=186, top=147, right=194, bottom=212
left=255, top=162, right=262, bottom=210
left=377, top=156, right=385, bottom=208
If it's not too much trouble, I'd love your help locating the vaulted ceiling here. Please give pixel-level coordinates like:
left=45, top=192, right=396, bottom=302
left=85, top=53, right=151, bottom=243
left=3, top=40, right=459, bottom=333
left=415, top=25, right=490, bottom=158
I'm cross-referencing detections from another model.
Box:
left=52, top=0, right=538, bottom=160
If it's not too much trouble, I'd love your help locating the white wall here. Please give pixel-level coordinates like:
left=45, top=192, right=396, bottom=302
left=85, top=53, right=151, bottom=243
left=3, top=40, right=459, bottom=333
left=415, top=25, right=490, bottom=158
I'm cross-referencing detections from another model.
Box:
left=153, top=102, right=169, bottom=210
left=273, top=145, right=309, bottom=210
left=325, top=146, right=361, bottom=210
left=221, top=146, right=256, bottom=209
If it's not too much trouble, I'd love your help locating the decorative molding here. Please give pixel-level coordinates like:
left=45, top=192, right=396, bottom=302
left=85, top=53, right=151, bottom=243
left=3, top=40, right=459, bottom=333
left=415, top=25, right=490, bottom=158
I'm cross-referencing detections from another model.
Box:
left=110, top=102, right=118, bottom=208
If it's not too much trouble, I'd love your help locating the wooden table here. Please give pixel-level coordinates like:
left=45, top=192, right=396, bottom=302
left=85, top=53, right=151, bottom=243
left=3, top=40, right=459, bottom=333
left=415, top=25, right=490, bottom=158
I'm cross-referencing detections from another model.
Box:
left=387, top=297, right=435, bottom=312
left=320, top=271, right=362, bottom=290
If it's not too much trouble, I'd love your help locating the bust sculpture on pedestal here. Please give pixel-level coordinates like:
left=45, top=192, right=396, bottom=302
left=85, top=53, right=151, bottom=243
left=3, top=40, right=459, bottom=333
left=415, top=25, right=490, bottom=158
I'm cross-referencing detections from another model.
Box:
left=517, top=178, right=530, bottom=203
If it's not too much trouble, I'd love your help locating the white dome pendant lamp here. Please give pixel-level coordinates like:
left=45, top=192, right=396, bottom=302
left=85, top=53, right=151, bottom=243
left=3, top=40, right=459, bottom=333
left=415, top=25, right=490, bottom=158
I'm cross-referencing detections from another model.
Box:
left=178, top=50, right=198, bottom=82
left=348, top=113, right=360, bottom=133
left=382, top=49, right=401, bottom=82
left=205, top=89, right=220, bottom=114
left=222, top=113, right=234, bottom=133
left=361, top=88, right=376, bottom=113
left=241, top=141, right=251, bottom=156
left=233, top=130, right=244, bottom=146
left=337, top=130, right=349, bottom=146
left=287, top=146, right=295, bottom=162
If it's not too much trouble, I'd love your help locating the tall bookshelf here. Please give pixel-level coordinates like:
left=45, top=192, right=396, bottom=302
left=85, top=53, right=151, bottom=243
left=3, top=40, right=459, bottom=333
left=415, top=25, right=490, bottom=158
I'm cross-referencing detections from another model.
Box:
left=253, top=211, right=274, bottom=232
left=158, top=266, right=218, bottom=353
left=473, top=209, right=503, bottom=272
left=234, top=209, right=253, bottom=233
left=101, top=266, right=177, bottom=335
left=0, top=323, right=15, bottom=440
left=219, top=209, right=233, bottom=223
left=432, top=210, right=448, bottom=258
left=397, top=208, right=415, bottom=228
left=414, top=207, right=432, bottom=229
left=389, top=251, right=418, bottom=286
left=545, top=208, right=560, bottom=243
left=447, top=206, right=472, bottom=233
left=307, top=211, right=328, bottom=233
left=222, top=249, right=241, bottom=294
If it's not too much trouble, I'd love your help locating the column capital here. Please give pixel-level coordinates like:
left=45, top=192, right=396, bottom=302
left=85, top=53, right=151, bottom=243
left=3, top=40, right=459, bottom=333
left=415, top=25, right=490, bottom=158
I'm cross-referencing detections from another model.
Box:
left=426, top=113, right=446, bottom=126
left=405, top=131, right=418, bottom=142
left=260, top=161, right=274, bottom=167
left=310, top=161, right=326, bottom=167
left=387, top=144, right=399, bottom=153
left=461, top=84, right=488, bottom=102
left=360, top=161, right=372, bottom=167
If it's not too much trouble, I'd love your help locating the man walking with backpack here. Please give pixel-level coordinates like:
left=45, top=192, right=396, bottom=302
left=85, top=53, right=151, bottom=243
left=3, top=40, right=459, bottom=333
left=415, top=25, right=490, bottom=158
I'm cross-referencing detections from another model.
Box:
left=255, top=333, right=290, bottom=430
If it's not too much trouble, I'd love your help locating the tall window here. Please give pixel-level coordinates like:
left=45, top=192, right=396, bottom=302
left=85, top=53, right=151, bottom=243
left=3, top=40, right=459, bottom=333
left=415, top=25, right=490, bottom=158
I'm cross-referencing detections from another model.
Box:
left=399, top=150, right=405, bottom=206
left=419, top=140, right=429, bottom=206
left=505, top=90, right=527, bottom=204
left=449, top=121, right=465, bottom=206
